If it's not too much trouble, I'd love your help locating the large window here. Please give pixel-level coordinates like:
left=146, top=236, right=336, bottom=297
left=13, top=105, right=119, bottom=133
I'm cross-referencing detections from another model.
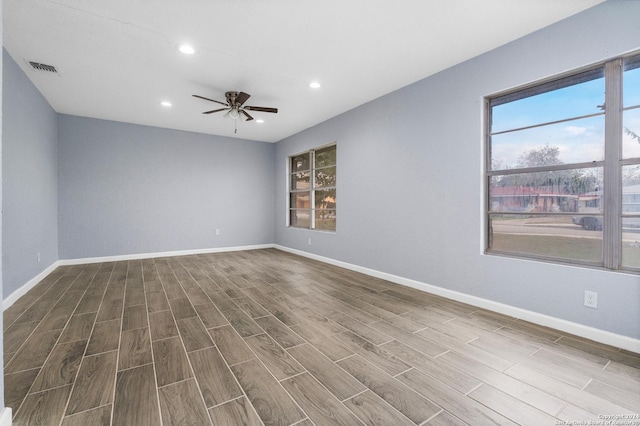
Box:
left=289, top=144, right=336, bottom=231
left=486, top=54, right=640, bottom=271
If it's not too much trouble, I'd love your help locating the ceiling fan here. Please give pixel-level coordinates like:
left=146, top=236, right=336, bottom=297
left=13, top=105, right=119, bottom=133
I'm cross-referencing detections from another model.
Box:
left=193, top=91, right=278, bottom=122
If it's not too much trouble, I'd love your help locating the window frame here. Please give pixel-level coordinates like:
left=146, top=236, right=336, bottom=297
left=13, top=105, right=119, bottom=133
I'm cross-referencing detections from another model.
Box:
left=288, top=143, right=336, bottom=232
left=485, top=52, right=640, bottom=272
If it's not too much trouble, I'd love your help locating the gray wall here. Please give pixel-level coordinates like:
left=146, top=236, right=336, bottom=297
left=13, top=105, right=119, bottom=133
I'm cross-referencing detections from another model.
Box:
left=274, top=1, right=640, bottom=339
left=2, top=49, right=59, bottom=298
left=57, top=115, right=274, bottom=259
left=1, top=0, right=5, bottom=409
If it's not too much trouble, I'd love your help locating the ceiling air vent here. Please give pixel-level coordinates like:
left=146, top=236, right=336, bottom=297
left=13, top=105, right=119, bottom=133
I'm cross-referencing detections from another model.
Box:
left=29, top=61, right=58, bottom=73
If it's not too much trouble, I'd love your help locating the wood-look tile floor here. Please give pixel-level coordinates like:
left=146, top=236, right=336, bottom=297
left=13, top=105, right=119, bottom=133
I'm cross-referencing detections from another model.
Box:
left=4, top=249, right=640, bottom=425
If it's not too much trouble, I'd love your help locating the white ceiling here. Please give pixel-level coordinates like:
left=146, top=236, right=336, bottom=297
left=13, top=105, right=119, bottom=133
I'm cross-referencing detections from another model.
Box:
left=4, top=0, right=603, bottom=143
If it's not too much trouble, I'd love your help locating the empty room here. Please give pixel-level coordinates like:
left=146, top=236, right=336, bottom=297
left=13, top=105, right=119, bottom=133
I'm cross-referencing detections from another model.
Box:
left=1, top=1, right=639, bottom=425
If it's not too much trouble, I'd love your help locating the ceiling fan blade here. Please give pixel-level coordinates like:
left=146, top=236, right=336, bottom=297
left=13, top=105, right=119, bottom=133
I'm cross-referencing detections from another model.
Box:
left=192, top=94, right=228, bottom=107
left=241, top=110, right=254, bottom=121
left=202, top=108, right=228, bottom=114
left=235, top=92, right=251, bottom=106
left=245, top=106, right=278, bottom=113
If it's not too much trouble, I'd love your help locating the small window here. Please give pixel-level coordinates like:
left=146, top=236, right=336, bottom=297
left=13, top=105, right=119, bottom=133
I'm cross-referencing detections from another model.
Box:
left=486, top=53, right=640, bottom=271
left=289, top=144, right=336, bottom=231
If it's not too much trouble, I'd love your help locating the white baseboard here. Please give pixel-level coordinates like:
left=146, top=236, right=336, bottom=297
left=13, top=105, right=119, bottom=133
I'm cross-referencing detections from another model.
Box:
left=56, top=244, right=275, bottom=266
left=5, top=243, right=638, bottom=353
left=274, top=245, right=640, bottom=354
left=3, top=244, right=274, bottom=311
left=2, top=262, right=60, bottom=311
left=0, top=407, right=12, bottom=426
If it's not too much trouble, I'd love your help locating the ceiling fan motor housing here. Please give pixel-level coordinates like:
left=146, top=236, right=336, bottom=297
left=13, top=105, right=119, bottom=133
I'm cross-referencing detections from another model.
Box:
left=225, top=91, right=239, bottom=106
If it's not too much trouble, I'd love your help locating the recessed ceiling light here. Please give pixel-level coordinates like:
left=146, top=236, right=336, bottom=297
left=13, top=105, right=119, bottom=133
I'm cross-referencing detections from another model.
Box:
left=161, top=101, right=172, bottom=107
left=178, top=44, right=195, bottom=55
left=309, top=81, right=321, bottom=89
left=256, top=119, right=264, bottom=123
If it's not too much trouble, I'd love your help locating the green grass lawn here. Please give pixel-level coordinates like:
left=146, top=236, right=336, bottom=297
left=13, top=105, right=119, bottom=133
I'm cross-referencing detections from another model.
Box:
left=491, top=233, right=640, bottom=267
left=491, top=233, right=602, bottom=262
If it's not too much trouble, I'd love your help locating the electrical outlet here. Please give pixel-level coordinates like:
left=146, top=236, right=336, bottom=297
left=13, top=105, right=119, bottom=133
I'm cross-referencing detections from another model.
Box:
left=307, top=238, right=312, bottom=245
left=215, top=229, right=220, bottom=236
left=584, top=290, right=598, bottom=309
left=37, top=252, right=41, bottom=263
